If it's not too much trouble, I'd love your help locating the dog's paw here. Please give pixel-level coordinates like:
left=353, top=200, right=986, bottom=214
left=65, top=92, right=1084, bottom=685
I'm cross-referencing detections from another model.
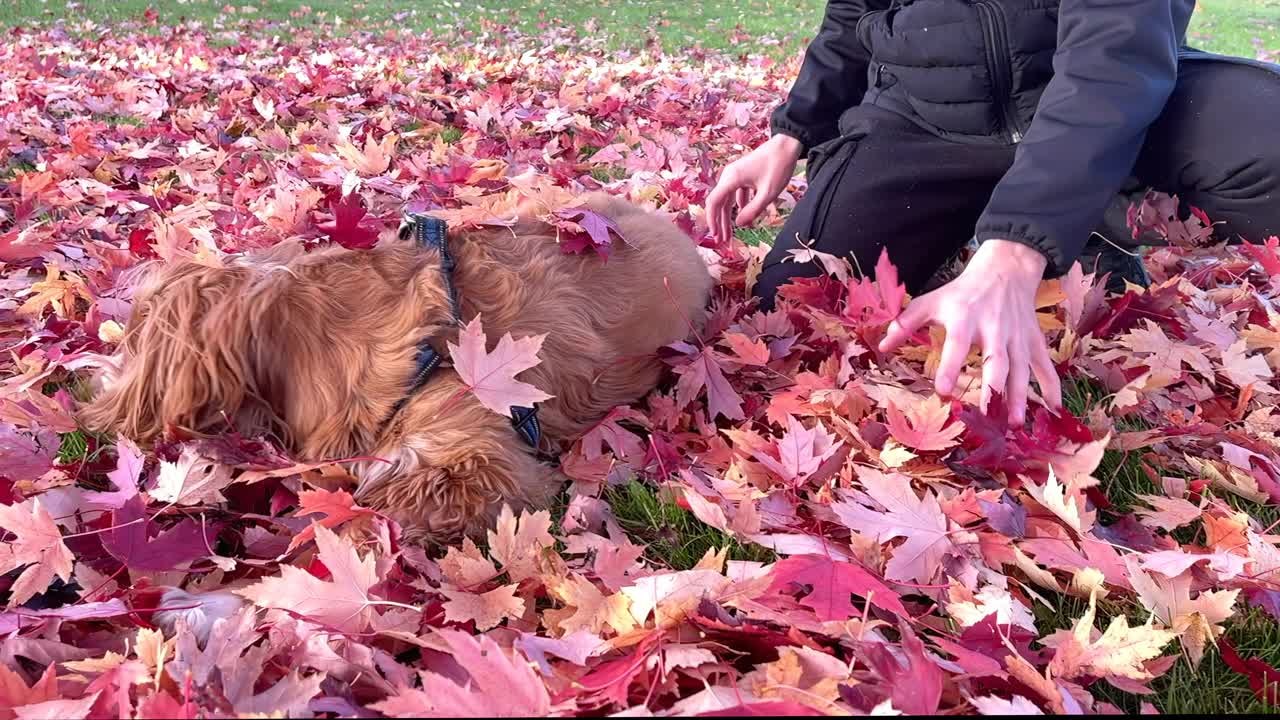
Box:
left=153, top=588, right=246, bottom=646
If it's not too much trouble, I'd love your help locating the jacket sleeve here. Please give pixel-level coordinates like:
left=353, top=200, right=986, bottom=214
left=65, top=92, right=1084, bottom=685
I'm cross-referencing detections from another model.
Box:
left=974, top=0, right=1191, bottom=276
left=770, top=0, right=887, bottom=152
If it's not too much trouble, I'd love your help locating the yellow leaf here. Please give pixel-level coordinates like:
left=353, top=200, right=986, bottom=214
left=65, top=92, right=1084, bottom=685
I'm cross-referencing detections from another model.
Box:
left=1068, top=567, right=1108, bottom=599
left=1049, top=589, right=1176, bottom=681
left=98, top=319, right=124, bottom=344
left=16, top=264, right=92, bottom=320
left=1025, top=467, right=1095, bottom=534
left=878, top=441, right=918, bottom=469
left=488, top=505, right=554, bottom=583
left=545, top=573, right=635, bottom=637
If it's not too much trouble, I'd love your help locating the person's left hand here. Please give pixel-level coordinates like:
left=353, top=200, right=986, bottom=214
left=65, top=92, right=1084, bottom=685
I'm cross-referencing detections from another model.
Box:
left=878, top=239, right=1063, bottom=424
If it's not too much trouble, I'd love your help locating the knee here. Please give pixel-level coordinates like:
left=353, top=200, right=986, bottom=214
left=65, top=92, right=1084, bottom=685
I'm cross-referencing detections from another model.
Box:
left=1200, top=153, right=1280, bottom=239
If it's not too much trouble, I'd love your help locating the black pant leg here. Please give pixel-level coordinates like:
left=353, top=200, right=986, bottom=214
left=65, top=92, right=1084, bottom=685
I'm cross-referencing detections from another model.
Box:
left=1132, top=51, right=1280, bottom=244
left=753, top=105, right=1016, bottom=309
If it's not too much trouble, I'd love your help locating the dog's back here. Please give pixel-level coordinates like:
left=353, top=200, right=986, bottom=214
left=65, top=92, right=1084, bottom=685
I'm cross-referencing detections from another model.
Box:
left=442, top=192, right=713, bottom=441
left=571, top=193, right=713, bottom=356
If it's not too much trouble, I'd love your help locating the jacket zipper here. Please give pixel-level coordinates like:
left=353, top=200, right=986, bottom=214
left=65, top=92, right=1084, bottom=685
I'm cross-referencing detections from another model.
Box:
left=975, top=1, right=1022, bottom=143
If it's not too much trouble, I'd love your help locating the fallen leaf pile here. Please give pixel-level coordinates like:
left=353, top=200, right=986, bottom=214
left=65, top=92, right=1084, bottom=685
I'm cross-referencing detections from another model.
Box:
left=4, top=16, right=1280, bottom=718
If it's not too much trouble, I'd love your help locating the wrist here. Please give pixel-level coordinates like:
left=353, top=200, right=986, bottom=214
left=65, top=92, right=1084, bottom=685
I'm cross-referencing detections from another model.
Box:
left=971, top=238, right=1049, bottom=278
left=768, top=133, right=804, bottom=161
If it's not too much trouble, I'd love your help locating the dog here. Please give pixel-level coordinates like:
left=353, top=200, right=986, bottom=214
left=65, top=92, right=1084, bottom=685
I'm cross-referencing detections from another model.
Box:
left=80, top=192, right=713, bottom=544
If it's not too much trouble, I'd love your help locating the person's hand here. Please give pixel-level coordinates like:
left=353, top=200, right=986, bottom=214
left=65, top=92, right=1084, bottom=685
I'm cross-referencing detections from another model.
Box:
left=706, top=134, right=803, bottom=243
left=878, top=239, right=1063, bottom=424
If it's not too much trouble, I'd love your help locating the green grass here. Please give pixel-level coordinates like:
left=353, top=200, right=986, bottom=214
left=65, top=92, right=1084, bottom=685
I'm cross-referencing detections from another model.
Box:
left=55, top=429, right=91, bottom=465
left=2, top=1, right=1274, bottom=59
left=604, top=478, right=775, bottom=570
left=1191, top=0, right=1280, bottom=59
left=588, top=166, right=629, bottom=183
left=1061, top=377, right=1159, bottom=515
left=736, top=227, right=775, bottom=247
left=1156, top=609, right=1280, bottom=714
left=438, top=125, right=463, bottom=145
left=93, top=112, right=145, bottom=127
left=2, top=159, right=36, bottom=182
left=0, top=0, right=825, bottom=56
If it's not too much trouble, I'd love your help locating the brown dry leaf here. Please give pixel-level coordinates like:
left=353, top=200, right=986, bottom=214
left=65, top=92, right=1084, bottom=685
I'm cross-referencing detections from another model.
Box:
left=1125, top=556, right=1239, bottom=667
left=545, top=573, right=636, bottom=637
left=151, top=446, right=234, bottom=506
left=335, top=132, right=397, bottom=175
left=488, top=506, right=555, bottom=582
left=884, top=395, right=964, bottom=452
left=15, top=264, right=92, bottom=319
left=1135, top=494, right=1203, bottom=529
left=441, top=584, right=526, bottom=631
left=0, top=499, right=74, bottom=607
left=439, top=538, right=500, bottom=588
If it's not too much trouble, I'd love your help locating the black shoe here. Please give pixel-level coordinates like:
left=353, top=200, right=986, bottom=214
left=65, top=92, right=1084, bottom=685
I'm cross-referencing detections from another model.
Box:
left=1082, top=177, right=1153, bottom=293
left=1077, top=235, right=1150, bottom=294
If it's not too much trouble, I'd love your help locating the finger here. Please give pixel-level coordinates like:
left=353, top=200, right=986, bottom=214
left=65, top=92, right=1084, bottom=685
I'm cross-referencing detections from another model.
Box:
left=934, top=321, right=974, bottom=398
left=879, top=296, right=933, bottom=353
left=721, top=198, right=735, bottom=243
left=1007, top=341, right=1031, bottom=425
left=705, top=184, right=726, bottom=242
left=707, top=177, right=737, bottom=243
left=981, top=343, right=1010, bottom=415
left=735, top=183, right=774, bottom=226
left=734, top=187, right=755, bottom=231
left=1030, top=335, right=1063, bottom=413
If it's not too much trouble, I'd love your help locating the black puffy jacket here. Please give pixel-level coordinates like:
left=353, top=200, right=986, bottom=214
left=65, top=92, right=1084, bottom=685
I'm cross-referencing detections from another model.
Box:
left=770, top=0, right=1197, bottom=275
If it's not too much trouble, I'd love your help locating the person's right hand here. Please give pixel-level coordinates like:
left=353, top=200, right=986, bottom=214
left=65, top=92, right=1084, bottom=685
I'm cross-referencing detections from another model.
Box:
left=706, top=133, right=804, bottom=243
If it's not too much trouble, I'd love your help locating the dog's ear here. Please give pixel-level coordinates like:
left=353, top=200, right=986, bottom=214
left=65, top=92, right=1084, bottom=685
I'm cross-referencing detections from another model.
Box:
left=78, top=261, right=276, bottom=445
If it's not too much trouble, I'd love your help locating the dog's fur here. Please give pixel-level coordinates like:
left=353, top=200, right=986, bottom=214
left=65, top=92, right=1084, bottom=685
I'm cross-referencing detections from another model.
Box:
left=81, top=193, right=712, bottom=544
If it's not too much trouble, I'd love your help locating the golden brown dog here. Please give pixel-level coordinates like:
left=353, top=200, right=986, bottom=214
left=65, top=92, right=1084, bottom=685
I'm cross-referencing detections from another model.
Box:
left=81, top=192, right=713, bottom=544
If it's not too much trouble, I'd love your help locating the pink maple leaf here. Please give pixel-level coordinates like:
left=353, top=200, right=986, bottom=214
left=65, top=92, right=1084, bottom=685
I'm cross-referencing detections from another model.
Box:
left=768, top=554, right=907, bottom=620
left=673, top=344, right=744, bottom=421
left=447, top=315, right=554, bottom=417
left=553, top=207, right=625, bottom=261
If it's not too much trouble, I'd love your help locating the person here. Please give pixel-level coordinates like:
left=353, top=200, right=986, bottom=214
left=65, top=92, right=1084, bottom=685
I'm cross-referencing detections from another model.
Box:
left=707, top=0, right=1280, bottom=425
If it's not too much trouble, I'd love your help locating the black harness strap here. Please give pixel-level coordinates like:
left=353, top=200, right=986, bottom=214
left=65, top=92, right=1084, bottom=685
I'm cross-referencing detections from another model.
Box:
left=391, top=212, right=542, bottom=449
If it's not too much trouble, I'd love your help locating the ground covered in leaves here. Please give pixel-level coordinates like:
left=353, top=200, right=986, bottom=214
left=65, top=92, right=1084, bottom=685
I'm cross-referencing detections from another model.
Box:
left=4, top=15, right=1280, bottom=719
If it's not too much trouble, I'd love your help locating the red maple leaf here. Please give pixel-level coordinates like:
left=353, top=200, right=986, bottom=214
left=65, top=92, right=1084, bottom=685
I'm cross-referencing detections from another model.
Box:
left=842, top=248, right=907, bottom=328
left=767, top=554, right=907, bottom=620
left=1241, top=236, right=1280, bottom=279
left=856, top=621, right=944, bottom=715
left=287, top=488, right=377, bottom=552
left=316, top=193, right=379, bottom=249
left=1219, top=637, right=1280, bottom=705
left=127, top=227, right=157, bottom=259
